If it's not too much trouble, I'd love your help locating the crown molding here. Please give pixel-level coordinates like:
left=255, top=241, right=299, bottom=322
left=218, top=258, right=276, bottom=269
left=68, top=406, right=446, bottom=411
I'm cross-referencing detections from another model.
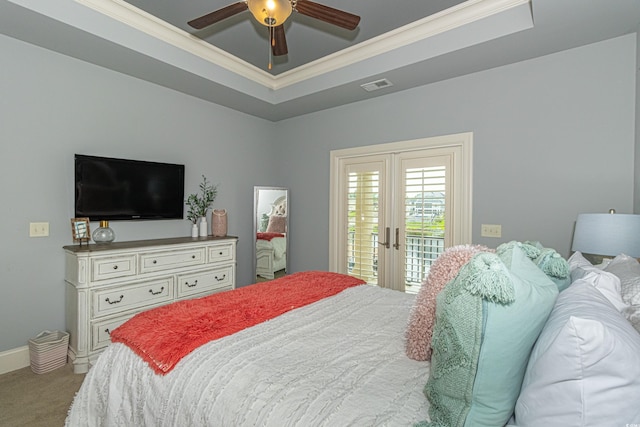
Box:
left=273, top=0, right=530, bottom=89
left=76, top=0, right=530, bottom=91
left=76, top=0, right=276, bottom=87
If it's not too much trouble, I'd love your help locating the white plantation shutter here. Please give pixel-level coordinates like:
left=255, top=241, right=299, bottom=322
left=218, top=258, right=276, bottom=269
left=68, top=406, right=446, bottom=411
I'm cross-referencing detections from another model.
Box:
left=347, top=171, right=379, bottom=283
left=343, top=157, right=387, bottom=285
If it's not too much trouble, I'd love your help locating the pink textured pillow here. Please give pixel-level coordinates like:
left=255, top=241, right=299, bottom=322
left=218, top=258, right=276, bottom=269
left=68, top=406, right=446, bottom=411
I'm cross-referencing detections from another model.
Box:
left=405, top=244, right=492, bottom=361
left=266, top=215, right=286, bottom=233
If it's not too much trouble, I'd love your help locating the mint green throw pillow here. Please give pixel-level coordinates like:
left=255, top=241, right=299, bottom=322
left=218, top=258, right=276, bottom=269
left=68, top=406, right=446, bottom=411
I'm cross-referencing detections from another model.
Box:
left=423, top=266, right=483, bottom=427
left=523, top=240, right=571, bottom=291
left=424, top=252, right=513, bottom=427
left=465, top=245, right=558, bottom=425
left=422, top=246, right=558, bottom=427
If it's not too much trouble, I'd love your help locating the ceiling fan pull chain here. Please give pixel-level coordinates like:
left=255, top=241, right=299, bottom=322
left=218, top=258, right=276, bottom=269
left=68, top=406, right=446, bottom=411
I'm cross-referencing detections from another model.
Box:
left=268, top=26, right=273, bottom=70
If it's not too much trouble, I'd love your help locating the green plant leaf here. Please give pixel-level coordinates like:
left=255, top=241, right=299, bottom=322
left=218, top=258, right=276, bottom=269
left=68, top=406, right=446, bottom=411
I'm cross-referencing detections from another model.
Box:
left=185, top=175, right=218, bottom=223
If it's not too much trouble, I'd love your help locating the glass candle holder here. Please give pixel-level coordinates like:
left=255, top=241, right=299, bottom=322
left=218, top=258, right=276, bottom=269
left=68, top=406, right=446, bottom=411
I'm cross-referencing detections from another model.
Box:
left=92, top=220, right=115, bottom=244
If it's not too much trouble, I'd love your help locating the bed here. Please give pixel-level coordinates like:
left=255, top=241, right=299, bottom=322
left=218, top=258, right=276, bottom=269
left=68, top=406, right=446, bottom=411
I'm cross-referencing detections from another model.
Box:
left=256, top=195, right=287, bottom=279
left=256, top=232, right=286, bottom=279
left=66, top=242, right=640, bottom=427
left=65, top=272, right=430, bottom=426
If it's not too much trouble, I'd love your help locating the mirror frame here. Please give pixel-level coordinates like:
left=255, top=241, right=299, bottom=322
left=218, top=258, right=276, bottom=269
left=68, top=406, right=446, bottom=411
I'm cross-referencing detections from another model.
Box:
left=253, top=186, right=290, bottom=282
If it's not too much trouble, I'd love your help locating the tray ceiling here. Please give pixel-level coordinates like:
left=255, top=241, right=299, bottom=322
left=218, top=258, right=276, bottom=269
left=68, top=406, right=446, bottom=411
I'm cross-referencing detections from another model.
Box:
left=1, top=0, right=639, bottom=121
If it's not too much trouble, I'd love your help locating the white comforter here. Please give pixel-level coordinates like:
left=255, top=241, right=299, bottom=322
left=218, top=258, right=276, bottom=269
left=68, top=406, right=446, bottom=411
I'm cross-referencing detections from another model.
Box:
left=66, top=285, right=430, bottom=426
left=256, top=236, right=287, bottom=259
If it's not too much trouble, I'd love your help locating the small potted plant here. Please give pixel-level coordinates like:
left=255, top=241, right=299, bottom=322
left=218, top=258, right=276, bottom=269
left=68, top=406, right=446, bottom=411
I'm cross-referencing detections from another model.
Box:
left=186, top=175, right=218, bottom=237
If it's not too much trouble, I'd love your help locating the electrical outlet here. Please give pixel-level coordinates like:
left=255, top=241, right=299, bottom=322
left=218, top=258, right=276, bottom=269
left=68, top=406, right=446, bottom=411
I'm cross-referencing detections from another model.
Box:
left=29, top=222, right=49, bottom=237
left=481, top=224, right=502, bottom=238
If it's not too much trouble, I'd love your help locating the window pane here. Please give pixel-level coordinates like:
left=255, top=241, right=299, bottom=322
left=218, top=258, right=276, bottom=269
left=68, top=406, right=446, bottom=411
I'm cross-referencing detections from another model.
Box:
left=403, top=166, right=445, bottom=293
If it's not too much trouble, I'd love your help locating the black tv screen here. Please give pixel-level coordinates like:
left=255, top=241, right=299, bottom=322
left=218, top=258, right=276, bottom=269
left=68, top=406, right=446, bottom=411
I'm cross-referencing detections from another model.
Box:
left=75, top=154, right=185, bottom=221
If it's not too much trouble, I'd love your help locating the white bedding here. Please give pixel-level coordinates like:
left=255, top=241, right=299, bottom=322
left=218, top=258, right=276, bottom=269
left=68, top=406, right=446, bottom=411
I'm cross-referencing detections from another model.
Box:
left=257, top=236, right=287, bottom=278
left=257, top=236, right=286, bottom=260
left=66, top=285, right=430, bottom=426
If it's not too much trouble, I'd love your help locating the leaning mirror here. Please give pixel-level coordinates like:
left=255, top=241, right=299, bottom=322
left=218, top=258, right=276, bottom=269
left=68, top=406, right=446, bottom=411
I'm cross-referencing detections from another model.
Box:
left=254, top=187, right=289, bottom=282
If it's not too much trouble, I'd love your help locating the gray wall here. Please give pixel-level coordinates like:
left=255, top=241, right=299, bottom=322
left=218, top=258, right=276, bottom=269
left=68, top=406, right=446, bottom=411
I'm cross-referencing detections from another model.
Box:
left=0, top=32, right=636, bottom=353
left=276, top=34, right=636, bottom=275
left=636, top=28, right=640, bottom=214
left=0, top=34, right=277, bottom=352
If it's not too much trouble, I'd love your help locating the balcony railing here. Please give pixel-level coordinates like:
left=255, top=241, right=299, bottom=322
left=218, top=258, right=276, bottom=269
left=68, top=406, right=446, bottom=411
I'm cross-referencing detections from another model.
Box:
left=347, top=232, right=444, bottom=293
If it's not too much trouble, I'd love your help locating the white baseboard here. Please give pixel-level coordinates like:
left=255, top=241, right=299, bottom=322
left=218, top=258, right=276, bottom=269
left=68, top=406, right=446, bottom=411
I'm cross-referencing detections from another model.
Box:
left=0, top=346, right=30, bottom=375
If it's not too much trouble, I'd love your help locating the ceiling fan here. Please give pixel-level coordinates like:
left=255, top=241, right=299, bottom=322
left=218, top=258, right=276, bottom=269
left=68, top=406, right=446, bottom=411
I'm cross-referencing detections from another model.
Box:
left=188, top=0, right=360, bottom=61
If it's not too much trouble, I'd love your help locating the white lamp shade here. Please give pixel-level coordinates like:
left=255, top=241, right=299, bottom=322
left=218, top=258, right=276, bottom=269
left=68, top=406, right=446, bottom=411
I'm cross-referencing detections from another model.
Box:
left=572, top=213, right=640, bottom=258
left=247, top=0, right=292, bottom=26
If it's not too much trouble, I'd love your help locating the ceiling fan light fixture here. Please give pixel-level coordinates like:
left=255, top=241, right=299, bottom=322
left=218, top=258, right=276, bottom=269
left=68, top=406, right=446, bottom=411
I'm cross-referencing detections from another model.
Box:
left=247, top=0, right=292, bottom=26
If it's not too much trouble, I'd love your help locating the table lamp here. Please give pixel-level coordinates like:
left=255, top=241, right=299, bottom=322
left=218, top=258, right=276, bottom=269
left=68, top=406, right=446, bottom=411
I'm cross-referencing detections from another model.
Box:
left=571, top=210, right=640, bottom=264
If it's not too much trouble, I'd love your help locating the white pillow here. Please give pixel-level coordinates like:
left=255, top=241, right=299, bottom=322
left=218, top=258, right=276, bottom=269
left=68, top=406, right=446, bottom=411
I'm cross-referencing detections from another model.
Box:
left=604, top=254, right=640, bottom=333
left=512, top=280, right=640, bottom=426
left=567, top=250, right=592, bottom=271
left=567, top=251, right=628, bottom=312
left=566, top=250, right=610, bottom=271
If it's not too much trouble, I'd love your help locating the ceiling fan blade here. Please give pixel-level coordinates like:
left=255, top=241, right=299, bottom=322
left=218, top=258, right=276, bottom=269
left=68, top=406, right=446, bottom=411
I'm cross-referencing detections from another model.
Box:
left=271, top=25, right=288, bottom=56
left=294, top=0, right=360, bottom=31
left=188, top=2, right=248, bottom=29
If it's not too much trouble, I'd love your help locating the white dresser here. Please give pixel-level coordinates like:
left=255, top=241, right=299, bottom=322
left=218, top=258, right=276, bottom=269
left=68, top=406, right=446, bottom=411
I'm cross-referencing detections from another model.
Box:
left=64, top=236, right=237, bottom=373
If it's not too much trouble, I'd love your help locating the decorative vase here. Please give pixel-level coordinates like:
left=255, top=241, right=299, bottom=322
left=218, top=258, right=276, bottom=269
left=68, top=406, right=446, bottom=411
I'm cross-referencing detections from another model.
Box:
left=212, top=209, right=227, bottom=237
left=92, top=220, right=115, bottom=244
left=191, top=223, right=198, bottom=238
left=199, top=216, right=208, bottom=237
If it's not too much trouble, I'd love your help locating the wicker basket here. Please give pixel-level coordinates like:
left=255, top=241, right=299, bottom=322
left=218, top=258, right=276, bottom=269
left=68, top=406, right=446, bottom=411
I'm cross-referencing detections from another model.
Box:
left=28, top=330, right=69, bottom=374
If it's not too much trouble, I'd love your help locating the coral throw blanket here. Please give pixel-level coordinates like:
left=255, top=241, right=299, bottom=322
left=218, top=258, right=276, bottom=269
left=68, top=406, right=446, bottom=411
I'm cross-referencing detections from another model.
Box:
left=256, top=232, right=285, bottom=241
left=110, top=271, right=365, bottom=375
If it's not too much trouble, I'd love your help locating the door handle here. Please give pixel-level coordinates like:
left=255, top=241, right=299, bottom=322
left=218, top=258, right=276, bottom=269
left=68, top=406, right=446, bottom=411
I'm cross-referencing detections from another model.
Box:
left=378, top=227, right=390, bottom=249
left=394, top=228, right=400, bottom=250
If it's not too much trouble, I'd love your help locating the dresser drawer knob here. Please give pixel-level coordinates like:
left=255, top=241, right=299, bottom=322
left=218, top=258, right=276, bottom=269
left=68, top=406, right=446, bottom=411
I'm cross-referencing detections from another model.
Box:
left=105, top=328, right=111, bottom=336
left=219, top=251, right=223, bottom=255
left=192, top=255, right=196, bottom=259
left=185, top=280, right=198, bottom=288
left=105, top=295, right=124, bottom=305
left=112, top=265, right=118, bottom=270
left=149, top=286, right=165, bottom=296
left=215, top=274, right=226, bottom=282
left=153, top=260, right=157, bottom=264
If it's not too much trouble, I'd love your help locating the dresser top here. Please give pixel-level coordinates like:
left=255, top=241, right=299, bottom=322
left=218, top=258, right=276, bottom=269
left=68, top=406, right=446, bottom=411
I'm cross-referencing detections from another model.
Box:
left=63, top=235, right=238, bottom=254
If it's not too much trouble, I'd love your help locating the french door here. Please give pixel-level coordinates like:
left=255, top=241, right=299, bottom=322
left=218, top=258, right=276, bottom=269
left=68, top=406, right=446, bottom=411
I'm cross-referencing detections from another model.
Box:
left=329, top=134, right=472, bottom=293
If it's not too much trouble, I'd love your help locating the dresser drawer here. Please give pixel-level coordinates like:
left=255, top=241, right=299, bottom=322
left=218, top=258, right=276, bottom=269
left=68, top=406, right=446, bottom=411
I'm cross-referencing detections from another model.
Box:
left=139, top=247, right=206, bottom=273
left=93, top=277, right=173, bottom=318
left=177, top=265, right=234, bottom=298
left=208, top=243, right=235, bottom=263
left=91, top=255, right=137, bottom=282
left=92, top=314, right=132, bottom=351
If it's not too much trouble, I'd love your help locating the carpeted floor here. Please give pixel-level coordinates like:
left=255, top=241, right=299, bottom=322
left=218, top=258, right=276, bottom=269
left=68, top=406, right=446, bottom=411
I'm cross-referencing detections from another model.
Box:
left=0, top=363, right=85, bottom=427
left=255, top=268, right=286, bottom=283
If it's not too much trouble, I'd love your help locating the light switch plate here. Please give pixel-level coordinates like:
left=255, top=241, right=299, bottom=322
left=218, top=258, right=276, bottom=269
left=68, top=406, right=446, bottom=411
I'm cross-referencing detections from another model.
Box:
left=481, top=224, right=501, bottom=238
left=29, top=222, right=49, bottom=237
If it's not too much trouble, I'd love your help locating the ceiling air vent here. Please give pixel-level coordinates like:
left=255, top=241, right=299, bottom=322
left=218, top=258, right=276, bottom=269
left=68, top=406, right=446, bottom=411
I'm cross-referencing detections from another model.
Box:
left=360, top=78, right=393, bottom=92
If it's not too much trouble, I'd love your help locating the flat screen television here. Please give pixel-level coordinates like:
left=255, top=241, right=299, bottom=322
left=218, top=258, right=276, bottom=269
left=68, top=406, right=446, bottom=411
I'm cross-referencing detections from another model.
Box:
left=75, top=154, right=185, bottom=221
